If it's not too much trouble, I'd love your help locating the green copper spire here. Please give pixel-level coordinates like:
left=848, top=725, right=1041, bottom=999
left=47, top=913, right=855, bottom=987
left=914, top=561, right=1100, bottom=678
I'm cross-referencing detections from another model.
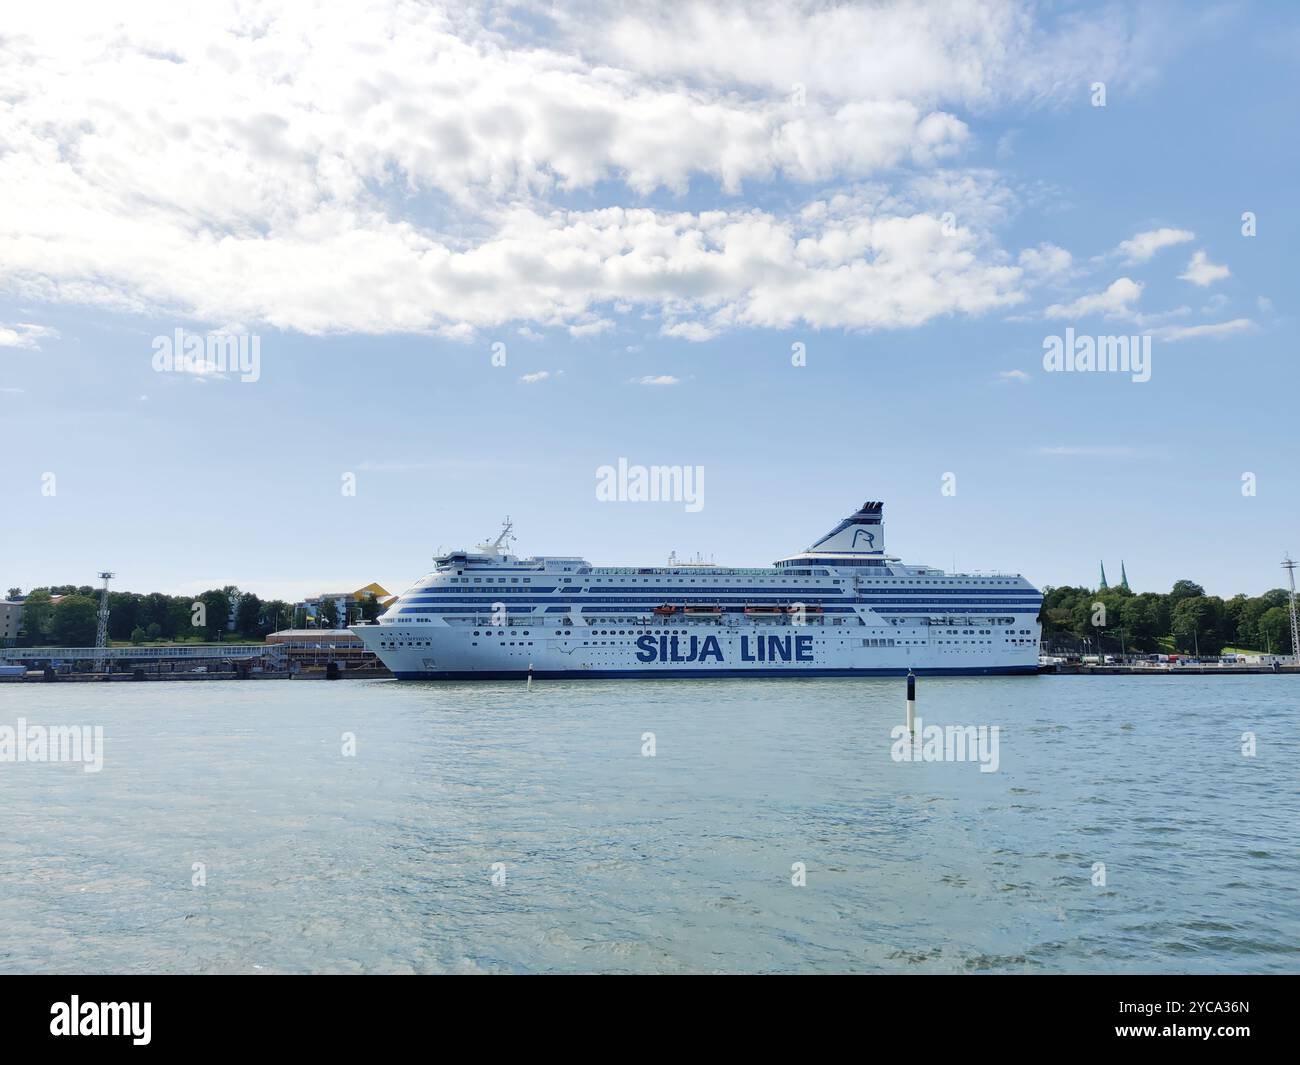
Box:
left=1099, top=562, right=1108, bottom=590
left=1120, top=561, right=1130, bottom=591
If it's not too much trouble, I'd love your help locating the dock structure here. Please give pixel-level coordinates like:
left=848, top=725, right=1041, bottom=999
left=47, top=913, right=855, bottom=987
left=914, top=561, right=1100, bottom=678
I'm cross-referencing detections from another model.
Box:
left=1040, top=661, right=1297, bottom=675
left=0, top=643, right=287, bottom=675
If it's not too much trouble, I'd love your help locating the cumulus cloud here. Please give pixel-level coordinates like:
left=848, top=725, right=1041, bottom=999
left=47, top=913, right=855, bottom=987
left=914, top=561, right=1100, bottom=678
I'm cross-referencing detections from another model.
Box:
left=1018, top=243, right=1072, bottom=280
left=0, top=1, right=1148, bottom=341
left=631, top=375, right=680, bottom=386
left=1179, top=250, right=1230, bottom=287
left=998, top=369, right=1030, bottom=382
left=1116, top=227, right=1194, bottom=263
left=1044, top=278, right=1143, bottom=320
left=559, top=0, right=1143, bottom=109
left=518, top=371, right=553, bottom=384
left=0, top=323, right=59, bottom=349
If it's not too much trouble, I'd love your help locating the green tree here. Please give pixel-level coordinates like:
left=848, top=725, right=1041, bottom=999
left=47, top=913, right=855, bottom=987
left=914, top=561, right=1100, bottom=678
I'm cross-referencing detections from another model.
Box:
left=107, top=591, right=141, bottom=641
left=130, top=626, right=147, bottom=645
left=261, top=600, right=292, bottom=635
left=198, top=590, right=232, bottom=640
left=146, top=622, right=162, bottom=641
left=1258, top=607, right=1293, bottom=655
left=1133, top=592, right=1170, bottom=637
left=168, top=598, right=193, bottom=639
left=138, top=593, right=172, bottom=637
left=1119, top=597, right=1159, bottom=652
left=319, top=598, right=339, bottom=628
left=1168, top=580, right=1206, bottom=606
left=52, top=595, right=98, bottom=647
left=5, top=587, right=20, bottom=599
left=19, top=590, right=55, bottom=644
left=1171, top=596, right=1225, bottom=656
left=235, top=592, right=263, bottom=637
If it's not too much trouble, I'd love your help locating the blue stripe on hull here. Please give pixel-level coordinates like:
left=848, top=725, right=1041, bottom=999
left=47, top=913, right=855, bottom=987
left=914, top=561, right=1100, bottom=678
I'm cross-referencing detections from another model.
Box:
left=392, top=665, right=1039, bottom=680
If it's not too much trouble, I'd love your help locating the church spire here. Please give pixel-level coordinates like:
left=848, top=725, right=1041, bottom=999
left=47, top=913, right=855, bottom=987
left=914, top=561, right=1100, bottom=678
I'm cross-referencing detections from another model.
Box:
left=1099, top=561, right=1108, bottom=590
left=1120, top=561, right=1130, bottom=591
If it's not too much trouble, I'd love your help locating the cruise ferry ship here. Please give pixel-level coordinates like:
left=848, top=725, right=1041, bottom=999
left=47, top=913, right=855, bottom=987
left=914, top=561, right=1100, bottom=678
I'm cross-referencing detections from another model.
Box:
left=352, top=502, right=1042, bottom=679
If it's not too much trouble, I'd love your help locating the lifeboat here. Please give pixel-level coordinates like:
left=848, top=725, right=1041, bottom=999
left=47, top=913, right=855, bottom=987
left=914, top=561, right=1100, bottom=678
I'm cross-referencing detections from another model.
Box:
left=744, top=605, right=784, bottom=616
left=684, top=604, right=723, bottom=616
left=653, top=604, right=679, bottom=616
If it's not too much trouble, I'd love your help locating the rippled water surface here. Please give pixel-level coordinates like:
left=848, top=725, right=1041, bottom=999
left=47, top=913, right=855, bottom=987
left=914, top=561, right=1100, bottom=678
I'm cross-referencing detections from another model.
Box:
left=1, top=675, right=1296, bottom=973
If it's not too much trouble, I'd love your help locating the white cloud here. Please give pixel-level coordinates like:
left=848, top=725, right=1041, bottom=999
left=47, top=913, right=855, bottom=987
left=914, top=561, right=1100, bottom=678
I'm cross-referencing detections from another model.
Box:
left=1153, top=318, right=1254, bottom=342
left=1179, top=249, right=1230, bottom=287
left=0, top=2, right=1150, bottom=341
left=0, top=323, right=59, bottom=349
left=1045, top=278, right=1143, bottom=320
left=1116, top=227, right=1194, bottom=263
left=563, top=1, right=1144, bottom=109
left=998, top=369, right=1030, bottom=382
left=1018, top=243, right=1072, bottom=280
left=518, top=371, right=554, bottom=384
left=631, top=375, right=680, bottom=386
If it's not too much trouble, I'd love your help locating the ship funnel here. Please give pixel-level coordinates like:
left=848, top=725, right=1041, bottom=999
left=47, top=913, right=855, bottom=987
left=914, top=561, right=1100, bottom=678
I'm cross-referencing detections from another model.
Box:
left=805, top=501, right=885, bottom=554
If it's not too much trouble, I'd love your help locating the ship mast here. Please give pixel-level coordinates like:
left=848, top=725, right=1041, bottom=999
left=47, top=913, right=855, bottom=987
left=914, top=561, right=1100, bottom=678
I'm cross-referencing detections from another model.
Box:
left=489, top=516, right=515, bottom=554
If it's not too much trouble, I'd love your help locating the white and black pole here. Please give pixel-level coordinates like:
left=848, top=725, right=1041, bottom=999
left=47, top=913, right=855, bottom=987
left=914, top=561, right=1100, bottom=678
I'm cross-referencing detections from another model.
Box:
left=906, top=669, right=916, bottom=736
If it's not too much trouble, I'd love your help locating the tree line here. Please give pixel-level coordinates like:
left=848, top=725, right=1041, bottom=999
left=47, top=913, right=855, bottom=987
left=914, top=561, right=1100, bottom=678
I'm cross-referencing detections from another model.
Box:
left=6, top=585, right=382, bottom=647
left=1040, top=580, right=1295, bottom=656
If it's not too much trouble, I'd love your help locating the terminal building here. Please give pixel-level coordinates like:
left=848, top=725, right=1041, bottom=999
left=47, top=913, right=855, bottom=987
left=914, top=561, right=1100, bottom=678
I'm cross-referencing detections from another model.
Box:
left=264, top=628, right=386, bottom=672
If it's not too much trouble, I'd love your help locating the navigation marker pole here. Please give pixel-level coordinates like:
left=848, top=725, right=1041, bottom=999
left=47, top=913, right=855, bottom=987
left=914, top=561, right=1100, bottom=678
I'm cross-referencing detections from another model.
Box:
left=527, top=661, right=534, bottom=690
left=906, top=670, right=916, bottom=736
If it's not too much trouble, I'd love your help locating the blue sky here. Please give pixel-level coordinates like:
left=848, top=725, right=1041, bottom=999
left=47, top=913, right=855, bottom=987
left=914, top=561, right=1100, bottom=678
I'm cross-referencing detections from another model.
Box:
left=1, top=1, right=1296, bottom=601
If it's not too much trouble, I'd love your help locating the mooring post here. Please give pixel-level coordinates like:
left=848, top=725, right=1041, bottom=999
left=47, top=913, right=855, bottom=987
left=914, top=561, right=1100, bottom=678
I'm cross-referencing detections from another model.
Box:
left=906, top=669, right=916, bottom=736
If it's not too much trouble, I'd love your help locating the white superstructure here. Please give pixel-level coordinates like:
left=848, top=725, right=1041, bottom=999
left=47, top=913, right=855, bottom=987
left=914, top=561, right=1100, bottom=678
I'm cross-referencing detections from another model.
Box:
left=352, top=502, right=1042, bottom=679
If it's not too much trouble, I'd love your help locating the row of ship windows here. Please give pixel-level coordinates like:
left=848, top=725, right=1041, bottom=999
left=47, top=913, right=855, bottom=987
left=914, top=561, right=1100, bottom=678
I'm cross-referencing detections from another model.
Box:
left=398, top=600, right=1040, bottom=612
left=413, top=587, right=1034, bottom=598
left=439, top=572, right=1023, bottom=587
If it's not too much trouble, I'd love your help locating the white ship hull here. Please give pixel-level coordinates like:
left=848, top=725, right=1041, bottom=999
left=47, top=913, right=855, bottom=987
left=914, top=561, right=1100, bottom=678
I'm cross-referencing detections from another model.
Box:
left=356, top=621, right=1040, bottom=680
left=353, top=500, right=1042, bottom=681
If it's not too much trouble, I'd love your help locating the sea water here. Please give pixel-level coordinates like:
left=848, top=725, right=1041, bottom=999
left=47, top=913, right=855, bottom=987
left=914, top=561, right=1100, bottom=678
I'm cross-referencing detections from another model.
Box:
left=0, top=675, right=1296, bottom=973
